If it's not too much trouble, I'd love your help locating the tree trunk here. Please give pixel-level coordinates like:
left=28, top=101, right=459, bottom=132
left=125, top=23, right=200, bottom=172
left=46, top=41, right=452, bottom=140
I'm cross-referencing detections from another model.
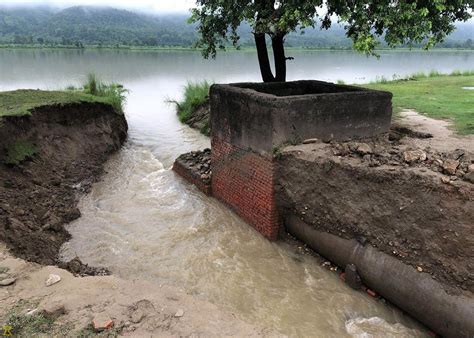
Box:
left=254, top=33, right=275, bottom=83
left=272, top=34, right=286, bottom=82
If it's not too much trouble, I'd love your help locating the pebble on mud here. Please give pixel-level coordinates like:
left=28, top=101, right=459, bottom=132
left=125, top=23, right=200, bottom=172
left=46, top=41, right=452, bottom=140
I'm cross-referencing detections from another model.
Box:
left=355, top=143, right=373, bottom=155
left=442, top=159, right=460, bottom=175
left=302, top=138, right=319, bottom=144
left=174, top=309, right=185, bottom=318
left=402, top=150, right=427, bottom=164
left=0, top=278, right=16, bottom=286
left=93, top=313, right=114, bottom=332
left=464, top=171, right=474, bottom=184
left=45, top=274, right=61, bottom=287
left=42, top=302, right=66, bottom=318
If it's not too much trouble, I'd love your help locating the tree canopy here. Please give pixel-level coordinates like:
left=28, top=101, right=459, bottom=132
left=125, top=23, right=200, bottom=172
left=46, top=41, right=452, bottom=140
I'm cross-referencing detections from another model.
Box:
left=191, top=0, right=473, bottom=82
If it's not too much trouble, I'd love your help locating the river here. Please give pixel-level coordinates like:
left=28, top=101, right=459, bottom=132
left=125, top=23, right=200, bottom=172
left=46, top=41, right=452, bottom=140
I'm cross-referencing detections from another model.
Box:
left=1, top=49, right=473, bottom=336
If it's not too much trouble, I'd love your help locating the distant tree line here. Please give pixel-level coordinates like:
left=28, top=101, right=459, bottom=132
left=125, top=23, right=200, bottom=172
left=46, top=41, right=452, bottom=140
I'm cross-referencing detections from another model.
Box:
left=0, top=5, right=472, bottom=49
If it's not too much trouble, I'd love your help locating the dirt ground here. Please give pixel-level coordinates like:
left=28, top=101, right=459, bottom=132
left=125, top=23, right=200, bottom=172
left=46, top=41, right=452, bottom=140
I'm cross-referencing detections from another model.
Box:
left=277, top=110, right=474, bottom=294
left=0, top=244, right=270, bottom=337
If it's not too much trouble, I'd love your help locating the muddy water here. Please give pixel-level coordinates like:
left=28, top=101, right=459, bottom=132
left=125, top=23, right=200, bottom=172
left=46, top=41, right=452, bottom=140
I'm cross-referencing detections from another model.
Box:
left=3, top=49, right=470, bottom=336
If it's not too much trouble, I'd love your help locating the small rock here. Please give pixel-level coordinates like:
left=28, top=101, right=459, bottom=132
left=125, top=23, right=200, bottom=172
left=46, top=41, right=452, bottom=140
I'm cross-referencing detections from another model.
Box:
left=417, top=266, right=423, bottom=273
left=441, top=177, right=451, bottom=184
left=45, top=274, right=61, bottom=287
left=403, top=150, right=427, bottom=164
left=469, top=164, right=474, bottom=173
left=464, top=171, right=474, bottom=184
left=42, top=303, right=66, bottom=317
left=356, top=143, right=373, bottom=155
left=93, top=313, right=114, bottom=332
left=26, top=309, right=38, bottom=316
left=442, top=159, right=460, bottom=175
left=302, top=138, right=319, bottom=144
left=0, top=278, right=16, bottom=286
left=174, top=309, right=185, bottom=318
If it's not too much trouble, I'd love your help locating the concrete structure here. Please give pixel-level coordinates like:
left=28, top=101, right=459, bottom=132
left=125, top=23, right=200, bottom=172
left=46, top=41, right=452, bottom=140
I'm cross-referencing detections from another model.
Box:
left=210, top=81, right=392, bottom=239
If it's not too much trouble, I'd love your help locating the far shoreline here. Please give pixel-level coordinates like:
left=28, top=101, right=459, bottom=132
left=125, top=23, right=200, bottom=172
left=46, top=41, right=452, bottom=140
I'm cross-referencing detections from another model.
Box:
left=1, top=44, right=474, bottom=53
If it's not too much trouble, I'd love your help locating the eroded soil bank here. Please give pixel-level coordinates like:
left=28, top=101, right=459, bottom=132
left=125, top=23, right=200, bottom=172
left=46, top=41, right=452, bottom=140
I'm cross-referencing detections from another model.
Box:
left=0, top=102, right=127, bottom=272
left=276, top=113, right=474, bottom=295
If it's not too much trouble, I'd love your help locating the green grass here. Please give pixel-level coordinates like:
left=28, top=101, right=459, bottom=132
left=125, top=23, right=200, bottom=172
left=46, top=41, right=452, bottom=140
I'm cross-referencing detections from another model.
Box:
left=363, top=71, right=474, bottom=134
left=4, top=140, right=37, bottom=165
left=81, top=74, right=128, bottom=113
left=171, top=81, right=211, bottom=123
left=0, top=75, right=127, bottom=118
left=0, top=90, right=112, bottom=118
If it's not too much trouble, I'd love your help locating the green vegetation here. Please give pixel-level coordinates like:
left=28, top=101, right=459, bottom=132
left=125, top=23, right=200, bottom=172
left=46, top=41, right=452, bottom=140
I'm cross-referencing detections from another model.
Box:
left=173, top=81, right=211, bottom=122
left=4, top=300, right=54, bottom=336
left=192, top=1, right=472, bottom=82
left=4, top=140, right=37, bottom=166
left=82, top=74, right=128, bottom=113
left=0, top=6, right=472, bottom=50
left=0, top=75, right=127, bottom=118
left=3, top=299, right=115, bottom=337
left=364, top=71, right=474, bottom=134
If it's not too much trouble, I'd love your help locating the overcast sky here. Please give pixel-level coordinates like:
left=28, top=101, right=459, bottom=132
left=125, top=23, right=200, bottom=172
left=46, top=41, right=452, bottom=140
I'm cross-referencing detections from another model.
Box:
left=1, top=0, right=195, bottom=13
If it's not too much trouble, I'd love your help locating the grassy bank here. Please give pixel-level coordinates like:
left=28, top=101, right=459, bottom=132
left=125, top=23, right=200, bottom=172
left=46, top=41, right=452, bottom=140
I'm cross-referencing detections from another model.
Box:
left=363, top=71, right=474, bottom=134
left=0, top=74, right=127, bottom=118
left=171, top=81, right=211, bottom=135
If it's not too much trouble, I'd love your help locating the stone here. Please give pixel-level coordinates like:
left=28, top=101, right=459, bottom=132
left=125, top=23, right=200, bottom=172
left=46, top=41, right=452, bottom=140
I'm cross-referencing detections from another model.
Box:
left=464, top=172, right=474, bottom=184
left=468, top=164, right=474, bottom=173
left=403, top=150, right=427, bottom=164
left=174, top=309, right=185, bottom=318
left=442, top=159, right=460, bottom=175
left=26, top=309, right=38, bottom=316
left=93, top=313, right=114, bottom=332
left=42, top=303, right=66, bottom=317
left=45, top=274, right=61, bottom=287
left=356, top=143, right=373, bottom=155
left=302, top=138, right=319, bottom=144
left=0, top=278, right=16, bottom=286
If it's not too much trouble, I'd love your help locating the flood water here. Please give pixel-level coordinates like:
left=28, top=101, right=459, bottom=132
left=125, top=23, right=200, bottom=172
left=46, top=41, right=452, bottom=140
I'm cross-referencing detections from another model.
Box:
left=1, top=49, right=473, bottom=336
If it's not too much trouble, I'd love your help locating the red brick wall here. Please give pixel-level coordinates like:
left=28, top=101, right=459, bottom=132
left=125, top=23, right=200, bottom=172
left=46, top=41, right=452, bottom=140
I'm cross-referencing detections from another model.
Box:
left=211, top=137, right=280, bottom=240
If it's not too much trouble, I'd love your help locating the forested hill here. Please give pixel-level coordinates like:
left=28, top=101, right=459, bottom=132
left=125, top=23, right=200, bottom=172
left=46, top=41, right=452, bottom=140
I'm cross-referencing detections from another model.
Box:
left=0, top=5, right=473, bottom=49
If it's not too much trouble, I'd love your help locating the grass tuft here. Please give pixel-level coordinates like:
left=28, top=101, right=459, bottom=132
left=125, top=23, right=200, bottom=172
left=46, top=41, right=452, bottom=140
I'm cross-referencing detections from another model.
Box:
left=79, top=73, right=128, bottom=113
left=4, top=140, right=37, bottom=165
left=171, top=81, right=211, bottom=123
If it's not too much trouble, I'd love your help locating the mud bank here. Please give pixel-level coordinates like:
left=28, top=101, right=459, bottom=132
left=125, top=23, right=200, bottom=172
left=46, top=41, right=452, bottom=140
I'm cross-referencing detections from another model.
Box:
left=0, top=101, right=127, bottom=272
left=276, top=118, right=474, bottom=336
left=276, top=130, right=473, bottom=294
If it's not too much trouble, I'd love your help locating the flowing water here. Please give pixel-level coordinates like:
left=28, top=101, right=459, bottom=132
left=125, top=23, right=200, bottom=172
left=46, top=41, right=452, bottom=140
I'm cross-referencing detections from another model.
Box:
left=2, top=49, right=473, bottom=336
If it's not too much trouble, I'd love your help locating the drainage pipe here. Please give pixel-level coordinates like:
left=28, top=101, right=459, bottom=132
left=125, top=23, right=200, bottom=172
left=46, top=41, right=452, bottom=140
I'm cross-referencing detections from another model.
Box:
left=285, top=215, right=474, bottom=338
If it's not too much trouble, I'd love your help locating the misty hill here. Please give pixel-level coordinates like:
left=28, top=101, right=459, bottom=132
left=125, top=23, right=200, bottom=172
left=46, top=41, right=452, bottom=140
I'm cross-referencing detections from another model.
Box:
left=0, top=5, right=472, bottom=49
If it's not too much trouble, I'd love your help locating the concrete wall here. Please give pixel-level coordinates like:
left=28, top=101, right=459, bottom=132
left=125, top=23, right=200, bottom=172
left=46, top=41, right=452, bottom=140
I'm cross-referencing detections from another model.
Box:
left=210, top=81, right=392, bottom=239
left=210, top=80, right=392, bottom=155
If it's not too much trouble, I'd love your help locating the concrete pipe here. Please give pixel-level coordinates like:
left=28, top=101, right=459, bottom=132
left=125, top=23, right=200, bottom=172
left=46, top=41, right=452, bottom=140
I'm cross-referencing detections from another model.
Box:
left=285, top=215, right=474, bottom=338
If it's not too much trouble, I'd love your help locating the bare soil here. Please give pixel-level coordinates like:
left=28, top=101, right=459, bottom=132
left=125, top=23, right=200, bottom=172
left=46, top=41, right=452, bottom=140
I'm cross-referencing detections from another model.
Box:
left=0, top=244, right=270, bottom=336
left=0, top=103, right=127, bottom=274
left=277, top=111, right=474, bottom=295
